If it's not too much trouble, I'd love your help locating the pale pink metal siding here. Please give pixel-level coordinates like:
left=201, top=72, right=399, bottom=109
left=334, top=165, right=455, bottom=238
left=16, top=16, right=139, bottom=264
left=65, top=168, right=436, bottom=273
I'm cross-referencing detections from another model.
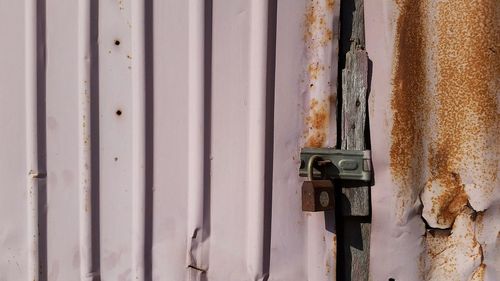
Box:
left=0, top=0, right=498, bottom=281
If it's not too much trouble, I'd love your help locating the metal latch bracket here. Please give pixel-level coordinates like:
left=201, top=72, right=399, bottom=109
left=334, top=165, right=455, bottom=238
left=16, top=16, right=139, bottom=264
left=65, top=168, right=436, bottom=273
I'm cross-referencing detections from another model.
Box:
left=299, top=147, right=372, bottom=182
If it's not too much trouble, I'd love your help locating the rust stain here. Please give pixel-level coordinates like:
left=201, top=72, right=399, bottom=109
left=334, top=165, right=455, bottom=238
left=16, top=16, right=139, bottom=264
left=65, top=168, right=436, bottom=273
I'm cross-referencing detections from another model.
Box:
left=305, top=130, right=327, bottom=148
left=322, top=28, right=333, bottom=46
left=433, top=0, right=500, bottom=207
left=308, top=62, right=322, bottom=80
left=390, top=0, right=430, bottom=218
left=304, top=3, right=317, bottom=41
left=302, top=0, right=338, bottom=148
left=304, top=0, right=336, bottom=47
left=309, top=106, right=327, bottom=129
left=305, top=98, right=329, bottom=147
left=327, top=0, right=335, bottom=11
left=470, top=264, right=486, bottom=281
left=428, top=184, right=468, bottom=227
left=392, top=1, right=499, bottom=276
left=391, top=0, right=500, bottom=224
left=310, top=98, right=319, bottom=109
left=427, top=152, right=469, bottom=226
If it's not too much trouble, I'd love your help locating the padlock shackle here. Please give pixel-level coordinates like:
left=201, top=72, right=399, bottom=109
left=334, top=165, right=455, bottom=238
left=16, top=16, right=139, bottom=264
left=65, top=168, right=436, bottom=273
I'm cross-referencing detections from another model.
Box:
left=307, top=155, right=322, bottom=181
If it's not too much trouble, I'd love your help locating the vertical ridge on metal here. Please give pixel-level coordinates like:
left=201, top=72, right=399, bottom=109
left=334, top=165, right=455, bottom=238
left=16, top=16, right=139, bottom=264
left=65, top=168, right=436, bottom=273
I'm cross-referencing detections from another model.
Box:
left=246, top=1, right=269, bottom=279
left=131, top=0, right=147, bottom=280
left=186, top=0, right=208, bottom=279
left=25, top=0, right=41, bottom=280
left=78, top=0, right=97, bottom=280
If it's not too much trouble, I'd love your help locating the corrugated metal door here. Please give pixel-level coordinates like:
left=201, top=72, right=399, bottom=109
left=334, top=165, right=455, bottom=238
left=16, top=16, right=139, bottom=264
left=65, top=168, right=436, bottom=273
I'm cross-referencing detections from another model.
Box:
left=0, top=0, right=340, bottom=280
left=1, top=0, right=498, bottom=281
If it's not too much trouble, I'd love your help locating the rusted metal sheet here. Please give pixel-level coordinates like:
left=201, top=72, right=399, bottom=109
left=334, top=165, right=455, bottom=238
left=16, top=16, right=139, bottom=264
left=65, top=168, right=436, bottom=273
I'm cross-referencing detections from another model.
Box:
left=367, top=0, right=499, bottom=280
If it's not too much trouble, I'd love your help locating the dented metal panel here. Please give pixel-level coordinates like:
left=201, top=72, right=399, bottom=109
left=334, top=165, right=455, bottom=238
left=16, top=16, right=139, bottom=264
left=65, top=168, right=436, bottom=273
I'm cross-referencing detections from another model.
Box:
left=367, top=0, right=499, bottom=280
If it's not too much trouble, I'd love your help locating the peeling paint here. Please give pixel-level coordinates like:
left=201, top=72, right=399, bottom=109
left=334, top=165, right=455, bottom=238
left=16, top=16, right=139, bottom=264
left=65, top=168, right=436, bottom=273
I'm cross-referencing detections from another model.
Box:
left=423, top=207, right=485, bottom=281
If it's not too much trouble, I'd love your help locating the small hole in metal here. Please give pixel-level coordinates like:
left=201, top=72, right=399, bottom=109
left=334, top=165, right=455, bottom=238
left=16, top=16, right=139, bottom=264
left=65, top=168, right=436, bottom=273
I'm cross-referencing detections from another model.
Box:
left=114, top=40, right=121, bottom=46
left=116, top=110, right=122, bottom=116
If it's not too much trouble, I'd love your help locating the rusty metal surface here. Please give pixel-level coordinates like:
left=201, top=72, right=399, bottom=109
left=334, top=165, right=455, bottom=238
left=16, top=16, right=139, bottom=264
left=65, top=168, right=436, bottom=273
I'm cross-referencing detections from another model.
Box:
left=1, top=0, right=497, bottom=280
left=367, top=0, right=499, bottom=280
left=302, top=0, right=339, bottom=148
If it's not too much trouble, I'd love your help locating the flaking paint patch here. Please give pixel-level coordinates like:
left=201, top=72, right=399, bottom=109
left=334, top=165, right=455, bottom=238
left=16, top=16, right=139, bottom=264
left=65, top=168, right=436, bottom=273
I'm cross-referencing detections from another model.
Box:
left=423, top=207, right=484, bottom=281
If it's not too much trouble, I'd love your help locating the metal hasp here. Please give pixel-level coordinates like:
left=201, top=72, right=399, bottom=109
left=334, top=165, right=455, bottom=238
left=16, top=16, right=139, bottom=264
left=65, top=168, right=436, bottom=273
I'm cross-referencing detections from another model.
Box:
left=299, top=147, right=372, bottom=213
left=299, top=147, right=372, bottom=182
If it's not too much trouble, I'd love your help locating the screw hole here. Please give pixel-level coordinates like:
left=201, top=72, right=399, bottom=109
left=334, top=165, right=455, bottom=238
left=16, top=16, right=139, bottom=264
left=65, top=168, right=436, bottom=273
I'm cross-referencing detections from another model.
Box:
left=114, top=40, right=121, bottom=46
left=116, top=110, right=122, bottom=116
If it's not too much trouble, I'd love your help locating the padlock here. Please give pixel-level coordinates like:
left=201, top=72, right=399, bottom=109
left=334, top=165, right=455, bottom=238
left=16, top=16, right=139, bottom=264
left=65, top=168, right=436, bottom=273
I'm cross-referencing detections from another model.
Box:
left=302, top=180, right=335, bottom=212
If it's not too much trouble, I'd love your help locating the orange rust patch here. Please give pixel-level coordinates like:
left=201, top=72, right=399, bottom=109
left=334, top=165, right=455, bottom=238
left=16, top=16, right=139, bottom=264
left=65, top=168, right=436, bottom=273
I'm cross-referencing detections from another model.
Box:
left=433, top=0, right=500, bottom=200
left=305, top=131, right=327, bottom=148
left=471, top=264, right=486, bottom=281
left=327, top=0, right=335, bottom=11
left=303, top=0, right=335, bottom=47
left=309, top=107, right=328, bottom=129
left=304, top=2, right=317, bottom=41
left=308, top=62, right=321, bottom=80
left=427, top=146, right=469, bottom=226
left=310, top=98, right=319, bottom=109
left=305, top=99, right=329, bottom=147
left=390, top=0, right=430, bottom=214
left=391, top=0, right=500, bottom=223
left=302, top=0, right=338, bottom=148
left=321, top=28, right=334, bottom=46
left=427, top=178, right=468, bottom=227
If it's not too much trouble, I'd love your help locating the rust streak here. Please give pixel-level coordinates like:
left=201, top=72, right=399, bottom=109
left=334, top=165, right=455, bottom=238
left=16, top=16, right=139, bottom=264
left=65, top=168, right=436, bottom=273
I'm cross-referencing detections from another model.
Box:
left=390, top=0, right=430, bottom=218
left=391, top=0, right=500, bottom=225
